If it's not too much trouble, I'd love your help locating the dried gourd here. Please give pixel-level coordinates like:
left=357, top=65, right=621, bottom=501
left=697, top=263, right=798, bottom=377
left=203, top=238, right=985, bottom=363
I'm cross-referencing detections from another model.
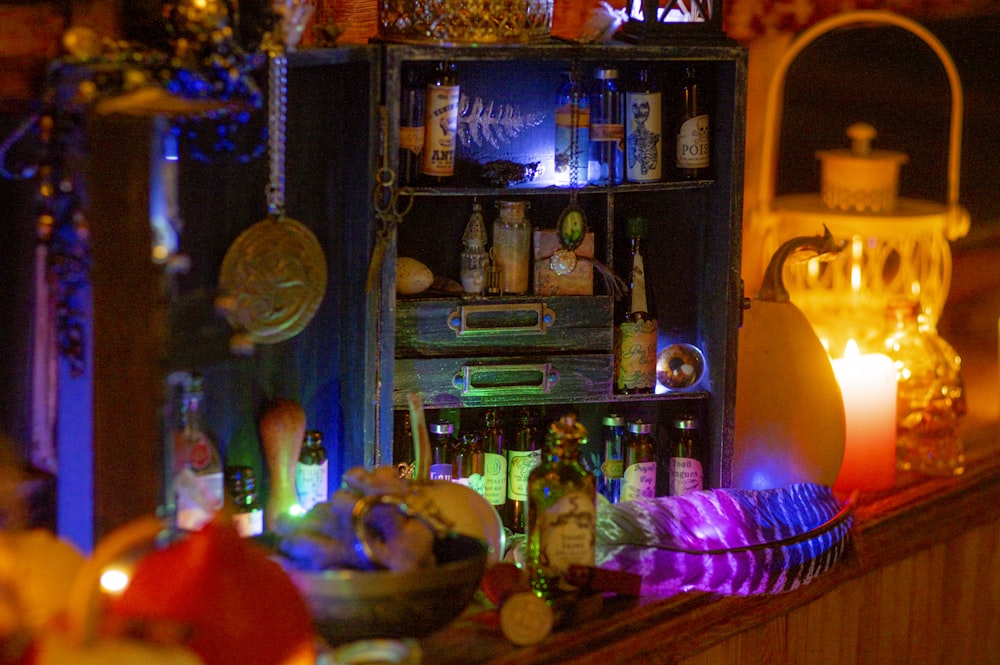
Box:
left=732, top=227, right=846, bottom=490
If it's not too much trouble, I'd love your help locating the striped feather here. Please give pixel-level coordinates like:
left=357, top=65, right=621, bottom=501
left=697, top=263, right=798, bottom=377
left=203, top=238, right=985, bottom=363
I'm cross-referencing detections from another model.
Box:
left=595, top=483, right=854, bottom=596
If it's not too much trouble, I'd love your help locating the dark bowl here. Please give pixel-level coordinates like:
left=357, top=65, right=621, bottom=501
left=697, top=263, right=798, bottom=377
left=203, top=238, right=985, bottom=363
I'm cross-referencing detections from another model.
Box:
left=284, top=534, right=488, bottom=646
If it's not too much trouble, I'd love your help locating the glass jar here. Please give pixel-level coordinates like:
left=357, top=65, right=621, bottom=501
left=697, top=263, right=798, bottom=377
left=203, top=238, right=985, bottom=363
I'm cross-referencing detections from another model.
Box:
left=492, top=200, right=531, bottom=294
left=879, top=298, right=966, bottom=476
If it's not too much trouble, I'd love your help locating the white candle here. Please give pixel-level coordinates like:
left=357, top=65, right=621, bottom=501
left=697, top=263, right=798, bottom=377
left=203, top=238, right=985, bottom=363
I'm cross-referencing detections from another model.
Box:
left=832, top=340, right=897, bottom=492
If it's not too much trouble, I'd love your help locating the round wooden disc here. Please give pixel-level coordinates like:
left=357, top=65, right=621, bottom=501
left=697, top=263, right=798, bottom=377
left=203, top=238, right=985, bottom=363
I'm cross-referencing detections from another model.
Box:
left=218, top=215, right=327, bottom=345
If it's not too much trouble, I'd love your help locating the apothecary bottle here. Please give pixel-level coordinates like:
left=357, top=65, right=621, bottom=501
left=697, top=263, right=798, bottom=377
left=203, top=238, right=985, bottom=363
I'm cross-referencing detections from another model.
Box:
left=173, top=372, right=224, bottom=532
left=422, top=61, right=459, bottom=181
left=675, top=66, right=710, bottom=179
left=626, top=68, right=662, bottom=183
left=668, top=418, right=704, bottom=495
left=589, top=67, right=625, bottom=185
left=880, top=298, right=966, bottom=476
left=398, top=67, right=425, bottom=186
left=296, top=429, right=328, bottom=512
left=428, top=421, right=456, bottom=481
left=554, top=72, right=590, bottom=187
left=227, top=466, right=264, bottom=537
left=527, top=412, right=596, bottom=597
left=454, top=431, right=486, bottom=497
left=481, top=409, right=508, bottom=514
left=493, top=200, right=531, bottom=294
left=622, top=419, right=656, bottom=501
left=460, top=200, right=488, bottom=294
left=507, top=407, right=541, bottom=532
left=616, top=217, right=658, bottom=394
left=599, top=414, right=626, bottom=503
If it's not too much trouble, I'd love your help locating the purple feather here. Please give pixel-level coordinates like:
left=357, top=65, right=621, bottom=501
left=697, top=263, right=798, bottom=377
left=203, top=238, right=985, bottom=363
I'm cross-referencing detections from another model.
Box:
left=595, top=483, right=854, bottom=596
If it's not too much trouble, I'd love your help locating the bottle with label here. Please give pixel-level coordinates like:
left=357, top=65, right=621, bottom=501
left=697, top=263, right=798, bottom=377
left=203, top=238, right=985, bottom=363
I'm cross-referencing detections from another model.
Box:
left=588, top=67, right=625, bottom=185
left=460, top=200, right=488, bottom=294
left=879, top=298, right=966, bottom=476
left=481, top=409, right=508, bottom=513
left=599, top=413, right=626, bottom=503
left=506, top=407, right=541, bottom=532
left=622, top=419, right=656, bottom=501
left=227, top=466, right=264, bottom=538
left=398, top=67, right=425, bottom=186
left=676, top=66, right=710, bottom=180
left=296, top=430, right=328, bottom=512
left=527, top=412, right=596, bottom=597
left=421, top=61, right=460, bottom=182
left=615, top=217, right=658, bottom=394
left=554, top=72, right=590, bottom=187
left=172, top=372, right=224, bottom=532
left=626, top=68, right=662, bottom=183
left=669, top=418, right=704, bottom=495
left=454, top=431, right=486, bottom=497
left=492, top=200, right=531, bottom=295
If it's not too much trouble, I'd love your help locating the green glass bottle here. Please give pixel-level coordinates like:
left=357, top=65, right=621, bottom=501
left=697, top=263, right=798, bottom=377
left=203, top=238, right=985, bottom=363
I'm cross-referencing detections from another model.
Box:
left=526, top=412, right=596, bottom=598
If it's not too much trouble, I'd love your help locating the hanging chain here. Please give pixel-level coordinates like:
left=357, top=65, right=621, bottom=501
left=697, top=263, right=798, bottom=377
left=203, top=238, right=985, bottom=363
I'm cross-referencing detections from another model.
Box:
left=569, top=55, right=582, bottom=194
left=267, top=51, right=288, bottom=217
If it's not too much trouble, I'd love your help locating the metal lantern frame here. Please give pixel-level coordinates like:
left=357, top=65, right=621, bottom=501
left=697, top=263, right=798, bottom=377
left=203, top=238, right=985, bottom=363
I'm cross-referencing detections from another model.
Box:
left=619, top=0, right=724, bottom=41
left=750, top=10, right=970, bottom=356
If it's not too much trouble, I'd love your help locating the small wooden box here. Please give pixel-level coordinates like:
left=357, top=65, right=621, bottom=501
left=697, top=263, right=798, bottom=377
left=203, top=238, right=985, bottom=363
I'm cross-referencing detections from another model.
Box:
left=533, top=230, right=595, bottom=295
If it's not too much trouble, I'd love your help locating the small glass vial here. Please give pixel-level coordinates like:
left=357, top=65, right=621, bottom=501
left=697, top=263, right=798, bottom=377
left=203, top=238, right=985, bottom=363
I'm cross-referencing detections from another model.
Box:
left=589, top=68, right=625, bottom=185
left=599, top=413, right=626, bottom=503
left=492, top=200, right=531, bottom=295
left=460, top=201, right=488, bottom=294
left=428, top=421, right=456, bottom=481
left=622, top=419, right=656, bottom=501
left=454, top=431, right=486, bottom=497
left=554, top=72, right=591, bottom=187
left=227, top=466, right=264, bottom=538
left=296, top=430, right=329, bottom=512
left=669, top=418, right=704, bottom=496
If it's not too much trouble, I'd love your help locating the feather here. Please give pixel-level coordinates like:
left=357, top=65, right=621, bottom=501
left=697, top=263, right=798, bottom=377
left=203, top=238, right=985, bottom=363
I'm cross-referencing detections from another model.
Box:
left=595, top=483, right=854, bottom=596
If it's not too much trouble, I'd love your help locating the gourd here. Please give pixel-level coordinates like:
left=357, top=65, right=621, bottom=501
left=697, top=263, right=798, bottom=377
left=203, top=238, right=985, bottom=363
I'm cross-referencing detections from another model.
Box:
left=732, top=227, right=846, bottom=490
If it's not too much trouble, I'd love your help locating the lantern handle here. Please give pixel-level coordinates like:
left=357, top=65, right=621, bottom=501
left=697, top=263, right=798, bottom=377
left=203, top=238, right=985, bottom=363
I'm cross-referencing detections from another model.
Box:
left=754, top=10, right=967, bottom=239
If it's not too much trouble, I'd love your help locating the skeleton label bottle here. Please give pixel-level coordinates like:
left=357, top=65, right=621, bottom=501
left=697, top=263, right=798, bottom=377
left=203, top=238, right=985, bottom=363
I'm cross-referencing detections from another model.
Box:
left=626, top=68, right=662, bottom=183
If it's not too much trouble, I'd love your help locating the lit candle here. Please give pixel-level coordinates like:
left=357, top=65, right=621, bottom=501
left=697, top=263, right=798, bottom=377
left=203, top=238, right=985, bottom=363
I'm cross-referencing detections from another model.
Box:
left=832, top=340, right=897, bottom=492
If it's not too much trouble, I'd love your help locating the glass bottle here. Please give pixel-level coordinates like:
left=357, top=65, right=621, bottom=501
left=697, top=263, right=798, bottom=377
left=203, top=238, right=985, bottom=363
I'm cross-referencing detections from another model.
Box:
left=481, top=408, right=508, bottom=513
left=227, top=466, right=264, bottom=538
left=296, top=430, right=329, bottom=512
left=626, top=68, right=662, bottom=183
left=506, top=407, right=541, bottom=533
left=172, top=372, right=224, bottom=532
left=668, top=418, right=704, bottom=495
left=622, top=419, right=656, bottom=501
left=428, top=421, right=456, bottom=481
left=880, top=298, right=966, bottom=476
left=616, top=217, right=658, bottom=394
left=398, top=67, right=425, bottom=187
left=599, top=413, right=626, bottom=503
left=675, top=66, right=710, bottom=180
left=454, top=431, right=486, bottom=497
left=554, top=72, right=590, bottom=188
left=421, top=61, right=459, bottom=182
left=527, top=412, right=596, bottom=597
left=460, top=200, right=488, bottom=294
left=493, top=200, right=531, bottom=295
left=589, top=67, right=625, bottom=186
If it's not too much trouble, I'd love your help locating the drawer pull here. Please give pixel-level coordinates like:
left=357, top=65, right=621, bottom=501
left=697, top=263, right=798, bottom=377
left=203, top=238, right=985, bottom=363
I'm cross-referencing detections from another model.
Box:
left=453, top=363, right=559, bottom=395
left=448, top=302, right=556, bottom=336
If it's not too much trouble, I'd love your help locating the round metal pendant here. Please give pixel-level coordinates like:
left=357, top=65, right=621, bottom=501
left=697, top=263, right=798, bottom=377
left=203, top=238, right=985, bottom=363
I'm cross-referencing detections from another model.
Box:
left=218, top=214, right=327, bottom=345
left=549, top=248, right=578, bottom=276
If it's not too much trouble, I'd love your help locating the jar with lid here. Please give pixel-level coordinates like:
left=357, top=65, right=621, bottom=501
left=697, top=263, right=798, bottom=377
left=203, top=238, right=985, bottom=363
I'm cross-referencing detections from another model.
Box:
left=599, top=414, right=626, bottom=503
left=589, top=67, right=625, bottom=185
left=227, top=466, right=264, bottom=538
left=492, top=200, right=531, bottom=294
left=622, top=419, right=656, bottom=501
left=879, top=298, right=966, bottom=475
left=428, top=421, right=456, bottom=481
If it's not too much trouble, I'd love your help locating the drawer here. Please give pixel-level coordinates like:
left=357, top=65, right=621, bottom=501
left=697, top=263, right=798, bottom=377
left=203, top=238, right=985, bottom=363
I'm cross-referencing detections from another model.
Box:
left=395, top=295, right=613, bottom=358
left=393, top=354, right=614, bottom=408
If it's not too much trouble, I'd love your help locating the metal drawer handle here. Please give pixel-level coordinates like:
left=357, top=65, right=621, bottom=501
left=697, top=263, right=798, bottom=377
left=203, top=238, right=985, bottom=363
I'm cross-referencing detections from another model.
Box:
left=453, top=363, right=559, bottom=395
left=447, top=302, right=555, bottom=336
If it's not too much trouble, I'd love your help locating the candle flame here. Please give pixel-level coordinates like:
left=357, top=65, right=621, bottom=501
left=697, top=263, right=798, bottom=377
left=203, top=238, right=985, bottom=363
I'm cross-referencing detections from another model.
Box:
left=843, top=339, right=861, bottom=359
